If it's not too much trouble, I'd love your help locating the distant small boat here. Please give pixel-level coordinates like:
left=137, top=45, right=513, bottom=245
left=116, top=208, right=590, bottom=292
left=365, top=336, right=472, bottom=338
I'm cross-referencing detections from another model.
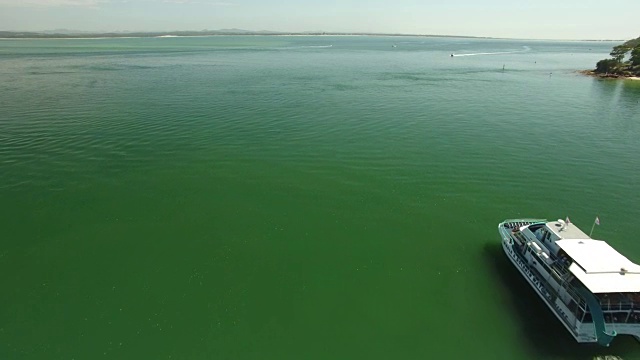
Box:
left=392, top=44, right=397, bottom=48
left=450, top=53, right=454, bottom=57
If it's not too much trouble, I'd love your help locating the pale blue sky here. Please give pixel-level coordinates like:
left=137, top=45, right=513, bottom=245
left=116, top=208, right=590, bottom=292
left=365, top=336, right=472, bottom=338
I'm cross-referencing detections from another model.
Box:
left=0, top=0, right=638, bottom=40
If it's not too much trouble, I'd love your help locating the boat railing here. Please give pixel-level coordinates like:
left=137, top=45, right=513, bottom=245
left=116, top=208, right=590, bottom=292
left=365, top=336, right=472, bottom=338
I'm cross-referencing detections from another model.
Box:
left=567, top=291, right=640, bottom=317
left=561, top=282, right=588, bottom=310
left=597, top=294, right=635, bottom=312
left=549, top=260, right=570, bottom=277
left=576, top=286, right=617, bottom=346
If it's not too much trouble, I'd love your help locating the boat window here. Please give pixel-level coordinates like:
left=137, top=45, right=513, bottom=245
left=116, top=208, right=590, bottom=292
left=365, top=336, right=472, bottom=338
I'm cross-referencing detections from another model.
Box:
left=534, top=228, right=544, bottom=241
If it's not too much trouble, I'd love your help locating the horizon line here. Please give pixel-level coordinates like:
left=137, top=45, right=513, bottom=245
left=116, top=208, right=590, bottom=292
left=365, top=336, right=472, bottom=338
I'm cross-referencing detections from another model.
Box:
left=0, top=29, right=627, bottom=42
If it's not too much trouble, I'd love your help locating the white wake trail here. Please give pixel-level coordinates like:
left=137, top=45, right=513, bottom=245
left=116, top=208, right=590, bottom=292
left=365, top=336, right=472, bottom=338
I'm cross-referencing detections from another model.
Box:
left=277, top=45, right=333, bottom=50
left=452, top=46, right=530, bottom=57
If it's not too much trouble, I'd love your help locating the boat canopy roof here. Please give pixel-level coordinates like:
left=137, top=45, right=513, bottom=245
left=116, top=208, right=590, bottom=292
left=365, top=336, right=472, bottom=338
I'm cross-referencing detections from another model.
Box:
left=546, top=220, right=590, bottom=240
left=557, top=239, right=640, bottom=293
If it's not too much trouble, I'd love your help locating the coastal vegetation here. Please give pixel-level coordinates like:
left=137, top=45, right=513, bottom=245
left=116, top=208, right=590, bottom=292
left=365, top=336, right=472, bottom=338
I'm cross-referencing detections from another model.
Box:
left=587, top=36, right=640, bottom=78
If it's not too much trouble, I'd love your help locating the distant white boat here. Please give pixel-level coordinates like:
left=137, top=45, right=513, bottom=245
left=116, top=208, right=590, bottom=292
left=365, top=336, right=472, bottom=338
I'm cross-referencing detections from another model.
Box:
left=499, top=217, right=640, bottom=346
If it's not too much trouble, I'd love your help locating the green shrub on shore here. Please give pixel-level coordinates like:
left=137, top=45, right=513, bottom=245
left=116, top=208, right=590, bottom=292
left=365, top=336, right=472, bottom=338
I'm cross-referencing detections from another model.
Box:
left=592, top=36, right=640, bottom=77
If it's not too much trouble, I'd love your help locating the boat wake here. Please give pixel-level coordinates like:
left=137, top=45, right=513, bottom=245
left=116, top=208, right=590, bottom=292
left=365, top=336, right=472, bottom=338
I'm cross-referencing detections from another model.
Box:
left=277, top=45, right=333, bottom=50
left=452, top=46, right=530, bottom=57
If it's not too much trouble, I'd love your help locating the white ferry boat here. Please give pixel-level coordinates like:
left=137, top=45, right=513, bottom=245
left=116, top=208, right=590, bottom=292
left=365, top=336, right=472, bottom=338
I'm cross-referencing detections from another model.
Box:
left=498, top=218, right=640, bottom=346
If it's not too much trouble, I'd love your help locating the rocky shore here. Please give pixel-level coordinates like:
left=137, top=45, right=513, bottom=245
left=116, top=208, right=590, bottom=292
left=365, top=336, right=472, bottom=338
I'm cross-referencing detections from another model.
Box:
left=579, top=70, right=640, bottom=80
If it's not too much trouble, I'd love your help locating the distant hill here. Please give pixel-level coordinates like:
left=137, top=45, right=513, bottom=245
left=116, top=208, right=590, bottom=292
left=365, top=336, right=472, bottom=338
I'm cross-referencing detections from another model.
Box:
left=622, top=36, right=640, bottom=48
left=0, top=29, right=498, bottom=39
left=0, top=29, right=283, bottom=38
left=40, top=28, right=94, bottom=34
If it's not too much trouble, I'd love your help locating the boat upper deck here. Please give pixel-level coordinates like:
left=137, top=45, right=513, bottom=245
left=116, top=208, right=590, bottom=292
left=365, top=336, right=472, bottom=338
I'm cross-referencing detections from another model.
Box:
left=546, top=219, right=590, bottom=240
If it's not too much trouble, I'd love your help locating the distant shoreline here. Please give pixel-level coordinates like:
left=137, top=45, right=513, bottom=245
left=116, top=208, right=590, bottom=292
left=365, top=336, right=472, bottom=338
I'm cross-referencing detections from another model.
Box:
left=0, top=30, right=624, bottom=42
left=0, top=31, right=493, bottom=40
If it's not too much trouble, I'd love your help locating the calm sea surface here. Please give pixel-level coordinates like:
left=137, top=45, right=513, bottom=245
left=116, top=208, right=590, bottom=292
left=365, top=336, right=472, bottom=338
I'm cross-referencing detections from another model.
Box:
left=1, top=35, right=640, bottom=360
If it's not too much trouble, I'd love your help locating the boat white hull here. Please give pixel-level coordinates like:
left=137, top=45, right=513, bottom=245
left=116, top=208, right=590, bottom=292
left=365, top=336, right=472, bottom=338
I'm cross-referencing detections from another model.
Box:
left=499, top=224, right=598, bottom=343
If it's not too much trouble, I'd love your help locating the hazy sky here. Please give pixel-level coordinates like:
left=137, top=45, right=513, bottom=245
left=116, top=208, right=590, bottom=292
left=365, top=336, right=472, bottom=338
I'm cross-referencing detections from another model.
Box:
left=0, top=0, right=638, bottom=40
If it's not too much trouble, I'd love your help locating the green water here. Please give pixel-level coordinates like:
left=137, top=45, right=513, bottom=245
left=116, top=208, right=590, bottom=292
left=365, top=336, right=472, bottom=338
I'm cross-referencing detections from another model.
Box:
left=1, top=36, right=640, bottom=359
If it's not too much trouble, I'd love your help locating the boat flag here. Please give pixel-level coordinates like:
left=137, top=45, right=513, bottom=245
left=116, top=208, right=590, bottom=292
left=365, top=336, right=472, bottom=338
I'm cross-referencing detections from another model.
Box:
left=595, top=216, right=600, bottom=225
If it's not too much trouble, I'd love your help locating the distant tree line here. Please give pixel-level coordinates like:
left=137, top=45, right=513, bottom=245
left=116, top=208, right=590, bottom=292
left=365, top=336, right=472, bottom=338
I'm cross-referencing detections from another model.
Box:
left=594, top=36, right=640, bottom=77
left=0, top=30, right=492, bottom=39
